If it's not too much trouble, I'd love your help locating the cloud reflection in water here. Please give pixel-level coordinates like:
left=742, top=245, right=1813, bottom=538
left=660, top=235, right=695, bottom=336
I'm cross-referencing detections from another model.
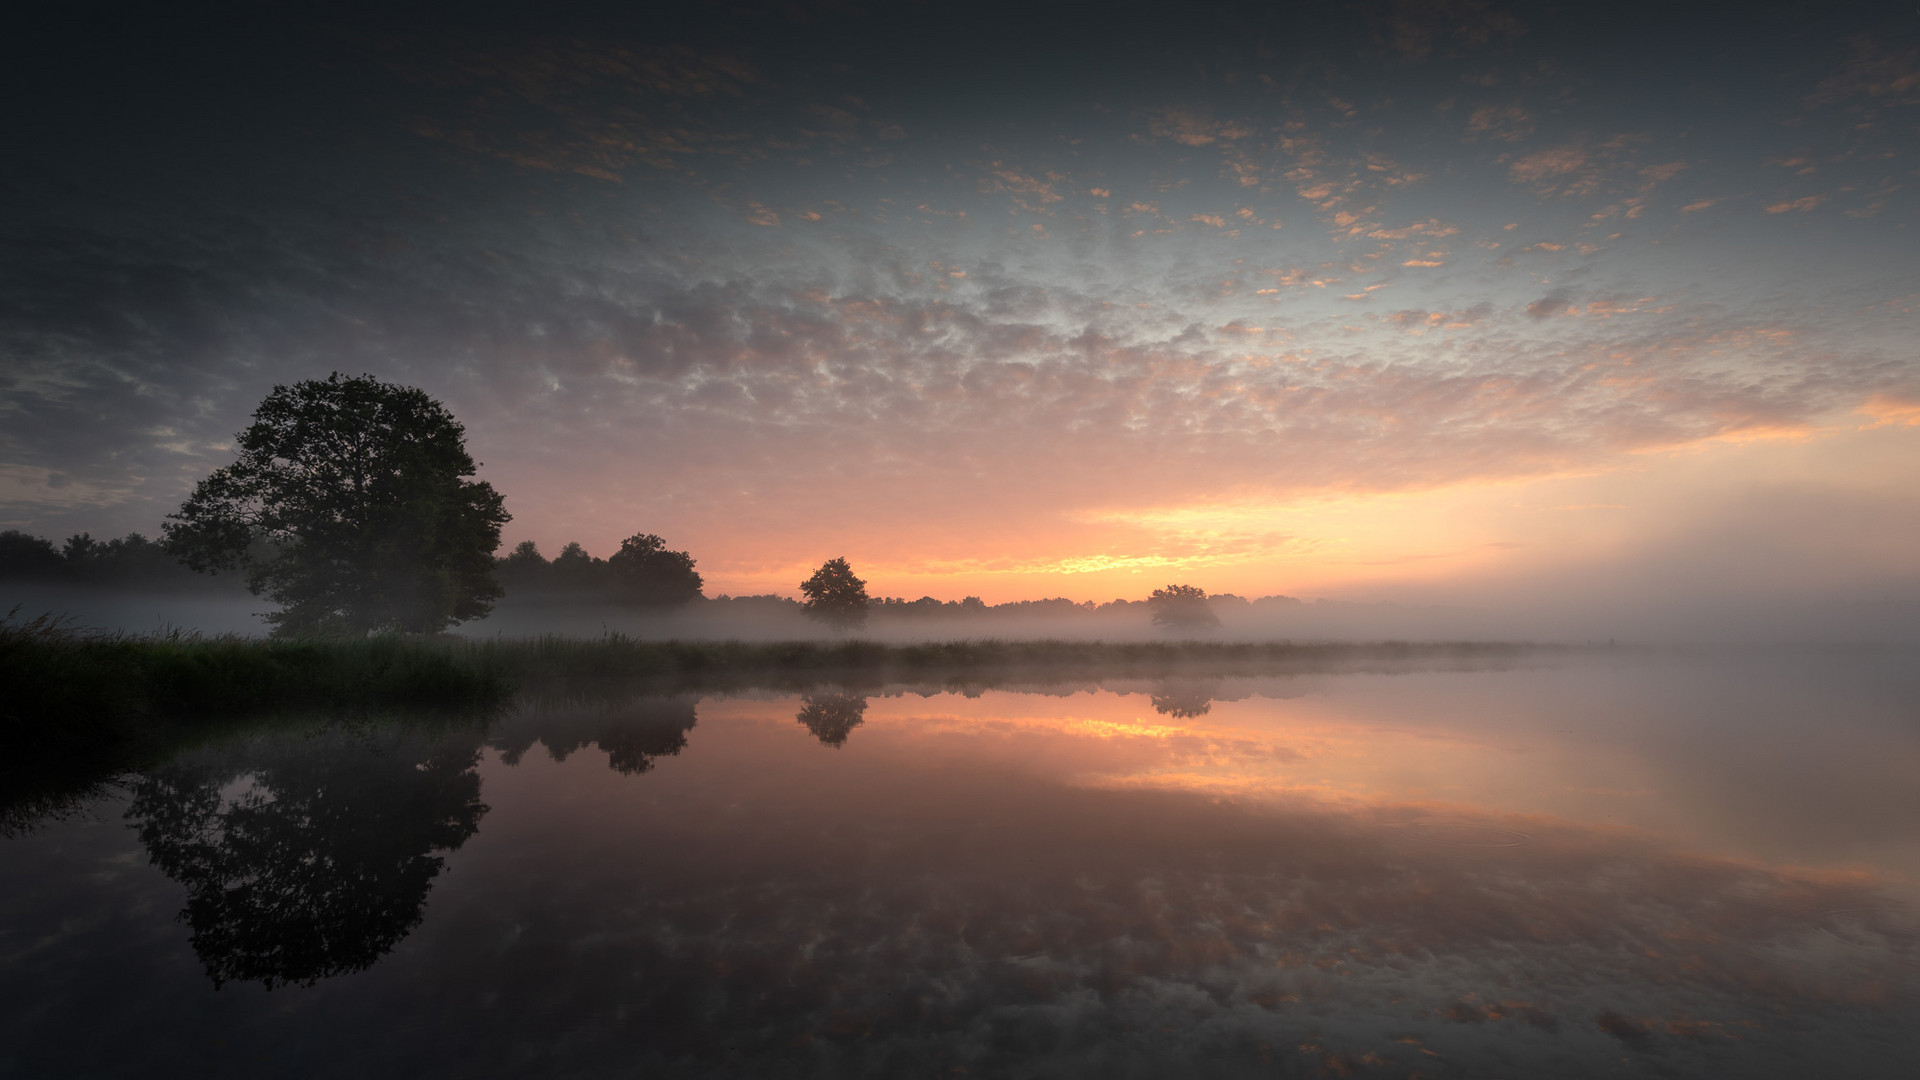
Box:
left=3, top=662, right=1916, bottom=1077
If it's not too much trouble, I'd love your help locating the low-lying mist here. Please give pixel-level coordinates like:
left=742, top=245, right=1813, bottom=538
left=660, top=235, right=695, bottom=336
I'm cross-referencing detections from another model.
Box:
left=8, top=579, right=1917, bottom=645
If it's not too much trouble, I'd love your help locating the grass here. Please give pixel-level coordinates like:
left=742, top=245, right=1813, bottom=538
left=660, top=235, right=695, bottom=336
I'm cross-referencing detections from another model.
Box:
left=0, top=612, right=510, bottom=830
left=0, top=612, right=507, bottom=744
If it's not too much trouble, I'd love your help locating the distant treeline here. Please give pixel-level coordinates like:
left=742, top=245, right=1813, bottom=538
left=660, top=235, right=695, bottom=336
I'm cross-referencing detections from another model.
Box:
left=496, top=538, right=1307, bottom=616
left=2, top=529, right=1308, bottom=615
left=0, top=530, right=240, bottom=590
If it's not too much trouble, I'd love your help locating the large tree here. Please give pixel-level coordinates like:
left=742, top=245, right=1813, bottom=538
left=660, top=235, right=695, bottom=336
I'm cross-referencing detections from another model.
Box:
left=164, top=373, right=510, bottom=635
left=799, top=556, right=870, bottom=630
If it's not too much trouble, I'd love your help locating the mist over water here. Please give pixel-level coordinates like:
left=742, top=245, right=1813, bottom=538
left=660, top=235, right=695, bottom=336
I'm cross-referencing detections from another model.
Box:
left=10, top=579, right=1918, bottom=647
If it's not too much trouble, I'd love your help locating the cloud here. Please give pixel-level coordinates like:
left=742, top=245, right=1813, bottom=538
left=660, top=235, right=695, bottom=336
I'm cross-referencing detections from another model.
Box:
left=1808, top=37, right=1920, bottom=108
left=1509, top=146, right=1588, bottom=184
left=1146, top=107, right=1254, bottom=147
left=1466, top=103, right=1533, bottom=142
left=1387, top=304, right=1490, bottom=332
left=1858, top=395, right=1920, bottom=428
left=1372, top=0, right=1526, bottom=62
left=1525, top=291, right=1572, bottom=319
left=1764, top=195, right=1827, bottom=214
left=1365, top=219, right=1460, bottom=240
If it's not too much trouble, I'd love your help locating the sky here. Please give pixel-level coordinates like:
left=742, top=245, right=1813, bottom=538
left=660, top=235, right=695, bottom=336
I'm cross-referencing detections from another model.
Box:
left=4, top=0, right=1919, bottom=616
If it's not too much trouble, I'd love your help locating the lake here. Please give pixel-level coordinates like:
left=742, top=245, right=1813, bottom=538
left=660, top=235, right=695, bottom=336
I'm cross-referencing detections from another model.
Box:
left=4, top=650, right=1917, bottom=1077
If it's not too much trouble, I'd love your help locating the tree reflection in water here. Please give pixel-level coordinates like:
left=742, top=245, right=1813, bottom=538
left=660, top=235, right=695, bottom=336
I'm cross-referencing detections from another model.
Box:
left=121, top=699, right=702, bottom=990
left=1149, top=680, right=1218, bottom=719
left=795, top=692, right=867, bottom=747
left=491, top=697, right=698, bottom=775
left=125, top=726, right=488, bottom=989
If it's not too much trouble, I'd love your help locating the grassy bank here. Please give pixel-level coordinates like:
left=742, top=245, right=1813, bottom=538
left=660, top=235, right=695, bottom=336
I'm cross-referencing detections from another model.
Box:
left=1, top=615, right=509, bottom=832
left=1, top=615, right=506, bottom=741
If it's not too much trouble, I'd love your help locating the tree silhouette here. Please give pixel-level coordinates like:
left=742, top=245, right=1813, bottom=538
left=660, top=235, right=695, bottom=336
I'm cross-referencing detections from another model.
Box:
left=608, top=533, right=704, bottom=608
left=597, top=705, right=698, bottom=774
left=1150, top=681, right=1218, bottom=718
left=502, top=539, right=546, bottom=573
left=492, top=697, right=699, bottom=776
left=495, top=539, right=549, bottom=593
left=795, top=692, right=867, bottom=747
left=799, top=557, right=870, bottom=630
left=549, top=541, right=603, bottom=591
left=125, top=728, right=488, bottom=989
left=0, top=530, right=63, bottom=578
left=1147, top=584, right=1220, bottom=632
left=163, top=373, right=510, bottom=635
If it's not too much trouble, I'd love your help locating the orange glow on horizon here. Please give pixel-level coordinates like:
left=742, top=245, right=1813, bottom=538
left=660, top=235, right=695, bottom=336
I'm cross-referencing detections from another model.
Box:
left=500, top=419, right=1920, bottom=607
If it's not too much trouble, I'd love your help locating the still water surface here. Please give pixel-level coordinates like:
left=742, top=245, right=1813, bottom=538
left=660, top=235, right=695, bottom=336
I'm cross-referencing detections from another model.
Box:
left=4, top=653, right=1918, bottom=1077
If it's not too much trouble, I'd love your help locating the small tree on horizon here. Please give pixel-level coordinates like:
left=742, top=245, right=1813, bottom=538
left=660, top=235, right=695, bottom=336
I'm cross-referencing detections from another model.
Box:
left=799, top=556, right=870, bottom=631
left=1147, top=583, right=1220, bottom=633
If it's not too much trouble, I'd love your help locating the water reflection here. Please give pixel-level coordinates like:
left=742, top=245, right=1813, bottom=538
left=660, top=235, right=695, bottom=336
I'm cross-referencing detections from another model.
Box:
left=125, top=726, right=487, bottom=989
left=118, top=698, right=705, bottom=992
left=795, top=691, right=867, bottom=747
left=395, top=696, right=1920, bottom=1074
left=3, top=657, right=1918, bottom=1076
left=1148, top=679, right=1217, bottom=718
left=492, top=696, right=699, bottom=775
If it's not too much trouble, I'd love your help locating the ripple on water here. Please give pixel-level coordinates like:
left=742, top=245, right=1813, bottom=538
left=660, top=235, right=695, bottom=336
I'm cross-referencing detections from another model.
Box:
left=1731, top=901, right=1920, bottom=1002
left=1814, top=905, right=1920, bottom=961
left=1397, top=819, right=1533, bottom=848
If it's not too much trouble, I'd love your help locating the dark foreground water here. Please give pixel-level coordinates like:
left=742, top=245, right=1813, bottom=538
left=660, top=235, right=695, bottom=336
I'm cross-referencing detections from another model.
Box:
left=4, top=652, right=1918, bottom=1078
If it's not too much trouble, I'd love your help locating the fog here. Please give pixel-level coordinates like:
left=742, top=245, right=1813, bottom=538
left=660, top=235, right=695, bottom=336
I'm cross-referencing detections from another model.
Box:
left=9, top=579, right=1917, bottom=646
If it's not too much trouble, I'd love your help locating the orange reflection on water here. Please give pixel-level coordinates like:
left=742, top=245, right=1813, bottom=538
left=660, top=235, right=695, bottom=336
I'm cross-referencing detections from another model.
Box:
left=459, top=677, right=1920, bottom=1072
left=698, top=662, right=1920, bottom=898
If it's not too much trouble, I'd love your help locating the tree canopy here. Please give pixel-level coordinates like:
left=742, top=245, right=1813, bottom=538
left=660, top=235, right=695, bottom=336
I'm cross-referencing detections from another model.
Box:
left=1147, top=584, right=1220, bottom=632
left=799, top=557, right=870, bottom=630
left=163, top=373, right=510, bottom=635
left=608, top=533, right=704, bottom=607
